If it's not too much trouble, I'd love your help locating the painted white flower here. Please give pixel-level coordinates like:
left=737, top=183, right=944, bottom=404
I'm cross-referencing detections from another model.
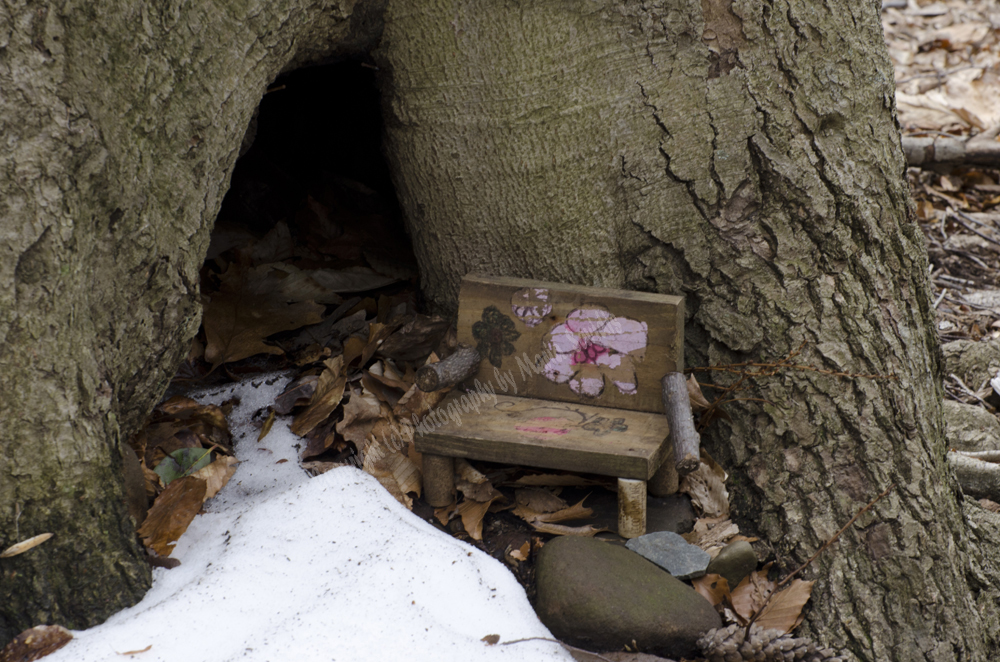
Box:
left=542, top=306, right=647, bottom=397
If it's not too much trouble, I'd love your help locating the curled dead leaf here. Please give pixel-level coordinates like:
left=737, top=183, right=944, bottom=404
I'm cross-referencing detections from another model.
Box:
left=686, top=374, right=713, bottom=411
left=0, top=533, right=54, bottom=559
left=292, top=356, right=347, bottom=437
left=257, top=409, right=276, bottom=441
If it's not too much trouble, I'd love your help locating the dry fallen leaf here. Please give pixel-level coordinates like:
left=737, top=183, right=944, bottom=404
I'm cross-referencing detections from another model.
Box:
left=203, top=262, right=325, bottom=370
left=457, top=496, right=500, bottom=540
left=376, top=314, right=451, bottom=361
left=362, top=437, right=423, bottom=506
left=191, top=456, right=238, bottom=500
left=0, top=625, right=73, bottom=661
left=481, top=634, right=500, bottom=646
left=527, top=522, right=607, bottom=537
left=730, top=563, right=777, bottom=623
left=687, top=374, right=713, bottom=411
left=137, top=476, right=207, bottom=556
left=680, top=461, right=729, bottom=518
left=692, top=573, right=731, bottom=608
left=336, top=387, right=382, bottom=444
left=682, top=516, right=740, bottom=553
left=516, top=497, right=593, bottom=524
left=455, top=459, right=500, bottom=502
left=273, top=375, right=319, bottom=415
left=257, top=409, right=276, bottom=441
left=0, top=533, right=54, bottom=559
left=507, top=540, right=531, bottom=562
left=755, top=579, right=815, bottom=633
left=292, top=356, right=347, bottom=436
left=514, top=487, right=568, bottom=514
left=118, top=644, right=153, bottom=655
left=434, top=501, right=459, bottom=526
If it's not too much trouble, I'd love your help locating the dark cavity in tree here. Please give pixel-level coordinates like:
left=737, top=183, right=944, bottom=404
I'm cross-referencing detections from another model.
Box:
left=211, top=59, right=416, bottom=277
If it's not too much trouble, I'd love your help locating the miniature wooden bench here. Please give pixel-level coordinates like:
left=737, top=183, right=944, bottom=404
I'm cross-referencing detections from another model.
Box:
left=414, top=275, right=699, bottom=538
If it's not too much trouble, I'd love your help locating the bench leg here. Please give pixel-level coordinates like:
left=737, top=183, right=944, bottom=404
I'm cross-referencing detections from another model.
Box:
left=618, top=478, right=646, bottom=539
left=648, top=446, right=679, bottom=497
left=423, top=454, right=455, bottom=507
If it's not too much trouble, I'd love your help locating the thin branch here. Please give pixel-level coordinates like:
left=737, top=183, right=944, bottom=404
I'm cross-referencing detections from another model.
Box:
left=947, top=208, right=1000, bottom=250
left=950, top=373, right=995, bottom=410
left=896, top=64, right=980, bottom=85
left=745, top=483, right=896, bottom=638
left=498, top=636, right=617, bottom=662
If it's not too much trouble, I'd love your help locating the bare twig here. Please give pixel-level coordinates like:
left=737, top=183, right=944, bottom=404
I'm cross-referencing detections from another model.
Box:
left=950, top=373, right=994, bottom=409
left=499, top=636, right=617, bottom=662
left=945, top=294, right=998, bottom=313
left=947, top=209, right=1000, bottom=250
left=688, top=343, right=896, bottom=432
left=896, top=64, right=980, bottom=85
left=744, top=483, right=896, bottom=637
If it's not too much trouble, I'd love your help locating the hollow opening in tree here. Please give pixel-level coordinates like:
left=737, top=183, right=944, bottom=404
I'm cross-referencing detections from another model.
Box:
left=183, top=59, right=421, bottom=381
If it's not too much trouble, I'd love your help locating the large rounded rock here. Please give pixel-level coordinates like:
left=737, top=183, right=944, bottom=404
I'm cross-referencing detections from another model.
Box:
left=535, top=536, right=721, bottom=658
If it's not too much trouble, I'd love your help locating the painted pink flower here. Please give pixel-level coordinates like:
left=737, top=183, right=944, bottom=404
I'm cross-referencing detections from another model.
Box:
left=542, top=306, right=647, bottom=397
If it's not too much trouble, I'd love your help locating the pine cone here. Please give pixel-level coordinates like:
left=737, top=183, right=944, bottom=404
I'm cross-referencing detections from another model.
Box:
left=698, top=624, right=847, bottom=662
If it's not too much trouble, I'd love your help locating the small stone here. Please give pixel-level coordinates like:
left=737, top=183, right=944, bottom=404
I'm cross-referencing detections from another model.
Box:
left=705, top=540, right=757, bottom=588
left=536, top=536, right=721, bottom=658
left=625, top=531, right=711, bottom=580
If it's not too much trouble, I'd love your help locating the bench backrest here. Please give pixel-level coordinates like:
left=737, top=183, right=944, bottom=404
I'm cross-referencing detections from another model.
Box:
left=455, top=275, right=683, bottom=414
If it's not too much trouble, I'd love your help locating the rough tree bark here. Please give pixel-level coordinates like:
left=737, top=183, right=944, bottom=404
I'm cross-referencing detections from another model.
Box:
left=374, top=1, right=1000, bottom=660
left=2, top=0, right=998, bottom=659
left=0, top=0, right=385, bottom=643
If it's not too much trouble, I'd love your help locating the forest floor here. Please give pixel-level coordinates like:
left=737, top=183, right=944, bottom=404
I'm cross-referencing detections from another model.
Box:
left=883, top=0, right=1000, bottom=408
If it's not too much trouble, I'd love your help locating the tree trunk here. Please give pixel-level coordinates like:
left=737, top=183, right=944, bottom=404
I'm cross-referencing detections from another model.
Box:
left=0, top=0, right=384, bottom=642
left=2, top=0, right=999, bottom=659
left=374, top=1, right=999, bottom=659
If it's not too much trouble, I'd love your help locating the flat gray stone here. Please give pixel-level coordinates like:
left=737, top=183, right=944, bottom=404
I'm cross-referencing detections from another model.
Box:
left=536, top=536, right=721, bottom=658
left=625, top=531, right=710, bottom=580
left=705, top=540, right=757, bottom=589
left=943, top=400, right=1000, bottom=452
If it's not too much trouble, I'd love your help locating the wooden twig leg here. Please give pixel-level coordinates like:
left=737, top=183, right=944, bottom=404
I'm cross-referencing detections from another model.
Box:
left=661, top=372, right=701, bottom=476
left=423, top=454, right=455, bottom=507
left=416, top=346, right=482, bottom=392
left=648, top=446, right=679, bottom=497
left=618, top=478, right=646, bottom=539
